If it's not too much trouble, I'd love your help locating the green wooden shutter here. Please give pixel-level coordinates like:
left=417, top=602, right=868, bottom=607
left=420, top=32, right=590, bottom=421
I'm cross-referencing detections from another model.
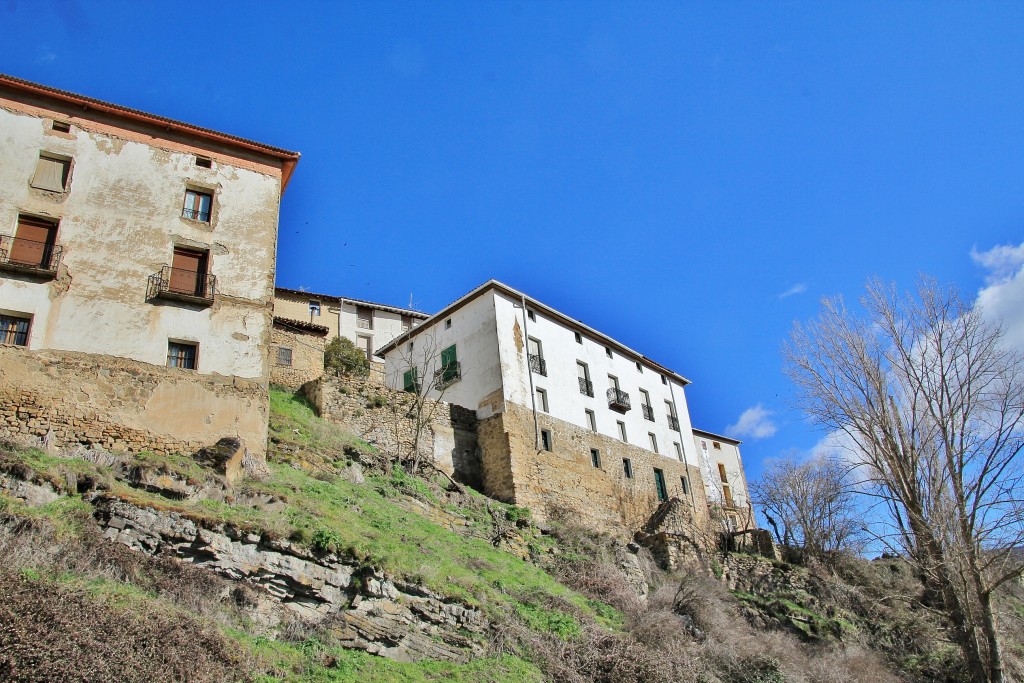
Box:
left=403, top=368, right=418, bottom=392
left=440, top=345, right=457, bottom=382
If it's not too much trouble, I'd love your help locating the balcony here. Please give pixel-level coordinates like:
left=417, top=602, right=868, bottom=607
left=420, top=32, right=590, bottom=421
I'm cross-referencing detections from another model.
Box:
left=607, top=387, right=631, bottom=413
left=529, top=354, right=547, bottom=376
left=578, top=377, right=594, bottom=397
left=642, top=404, right=655, bottom=421
left=667, top=414, right=680, bottom=431
left=148, top=265, right=216, bottom=306
left=434, top=361, right=462, bottom=389
left=181, top=207, right=210, bottom=222
left=0, top=235, right=62, bottom=278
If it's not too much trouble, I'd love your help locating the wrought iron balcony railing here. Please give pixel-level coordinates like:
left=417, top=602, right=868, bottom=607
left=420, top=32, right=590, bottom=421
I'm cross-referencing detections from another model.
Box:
left=529, top=354, right=547, bottom=376
left=0, top=235, right=62, bottom=277
left=607, top=387, right=631, bottom=413
left=578, top=377, right=594, bottom=397
left=667, top=414, right=680, bottom=431
left=434, top=361, right=462, bottom=389
left=642, top=404, right=655, bottom=421
left=181, top=207, right=211, bottom=222
left=148, top=265, right=216, bottom=306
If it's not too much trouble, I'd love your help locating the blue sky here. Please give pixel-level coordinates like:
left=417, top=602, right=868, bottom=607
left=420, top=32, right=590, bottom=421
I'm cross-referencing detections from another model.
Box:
left=4, top=1, right=1024, bottom=487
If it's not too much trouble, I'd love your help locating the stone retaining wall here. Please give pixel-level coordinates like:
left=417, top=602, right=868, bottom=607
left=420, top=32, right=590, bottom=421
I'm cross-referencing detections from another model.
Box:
left=0, top=345, right=268, bottom=457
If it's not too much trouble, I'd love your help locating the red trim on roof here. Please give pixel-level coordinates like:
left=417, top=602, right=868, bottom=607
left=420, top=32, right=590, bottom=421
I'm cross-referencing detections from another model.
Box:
left=0, top=73, right=300, bottom=189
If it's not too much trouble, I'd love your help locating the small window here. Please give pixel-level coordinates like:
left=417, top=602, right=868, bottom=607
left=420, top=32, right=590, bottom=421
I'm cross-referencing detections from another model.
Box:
left=636, top=361, right=643, bottom=373
left=356, top=335, right=372, bottom=359
left=182, top=188, right=212, bottom=222
left=445, top=318, right=452, bottom=329
left=51, top=120, right=71, bottom=133
left=309, top=300, right=321, bottom=316
left=585, top=409, right=596, bottom=432
left=540, top=429, right=552, bottom=451
left=401, top=315, right=413, bottom=332
left=605, top=346, right=613, bottom=359
left=649, top=433, right=658, bottom=453
left=575, top=331, right=582, bottom=344
left=623, top=458, right=633, bottom=479
left=680, top=476, right=689, bottom=495
left=536, top=387, right=548, bottom=413
left=438, top=344, right=459, bottom=385
left=0, top=314, right=31, bottom=346
left=590, top=448, right=601, bottom=468
left=713, top=441, right=722, bottom=450
left=527, top=309, right=536, bottom=322
left=31, top=153, right=70, bottom=192
left=195, top=155, right=212, bottom=168
left=654, top=468, right=668, bottom=501
left=408, top=341, right=414, bottom=352
left=356, top=305, right=373, bottom=330
left=403, top=367, right=419, bottom=392
left=661, top=375, right=667, bottom=385
left=617, top=420, right=627, bottom=442
left=719, top=463, right=729, bottom=483
left=167, top=341, right=197, bottom=370
left=277, top=346, right=293, bottom=366
left=674, top=442, right=683, bottom=461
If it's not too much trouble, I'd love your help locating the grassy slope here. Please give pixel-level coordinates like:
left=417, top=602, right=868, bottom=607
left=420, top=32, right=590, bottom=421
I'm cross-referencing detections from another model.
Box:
left=0, top=388, right=620, bottom=682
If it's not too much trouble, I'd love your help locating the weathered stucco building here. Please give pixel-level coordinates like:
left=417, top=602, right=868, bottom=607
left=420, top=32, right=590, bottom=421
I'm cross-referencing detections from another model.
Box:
left=377, top=280, right=718, bottom=536
left=0, top=74, right=298, bottom=456
left=273, top=286, right=428, bottom=380
left=693, top=429, right=755, bottom=532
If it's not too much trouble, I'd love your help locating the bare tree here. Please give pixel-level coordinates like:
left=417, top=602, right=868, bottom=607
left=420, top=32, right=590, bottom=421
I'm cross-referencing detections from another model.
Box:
left=385, top=331, right=461, bottom=475
left=750, top=454, right=862, bottom=560
left=786, top=277, right=1024, bottom=683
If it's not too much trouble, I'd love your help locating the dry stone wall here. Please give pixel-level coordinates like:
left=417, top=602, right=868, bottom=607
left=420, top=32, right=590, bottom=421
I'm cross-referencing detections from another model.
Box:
left=479, top=402, right=710, bottom=537
left=0, top=345, right=269, bottom=457
left=304, top=375, right=479, bottom=484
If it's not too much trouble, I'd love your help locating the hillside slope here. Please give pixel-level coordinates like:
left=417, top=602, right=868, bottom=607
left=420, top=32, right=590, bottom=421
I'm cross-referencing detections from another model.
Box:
left=1, top=387, right=1022, bottom=682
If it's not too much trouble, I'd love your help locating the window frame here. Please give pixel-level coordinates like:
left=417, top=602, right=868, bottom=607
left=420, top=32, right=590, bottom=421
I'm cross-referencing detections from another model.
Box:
left=540, top=429, right=552, bottom=451
left=30, top=152, right=72, bottom=193
left=623, top=458, right=633, bottom=479
left=0, top=313, right=31, bottom=347
left=585, top=409, right=597, bottom=432
left=590, top=448, right=601, bottom=468
left=535, top=387, right=549, bottom=413
left=181, top=187, right=214, bottom=223
left=276, top=346, right=293, bottom=367
left=166, top=340, right=198, bottom=370
left=617, top=420, right=627, bottom=442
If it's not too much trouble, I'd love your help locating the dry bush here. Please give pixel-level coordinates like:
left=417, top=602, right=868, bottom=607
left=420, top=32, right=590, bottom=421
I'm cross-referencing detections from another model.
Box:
left=0, top=567, right=245, bottom=683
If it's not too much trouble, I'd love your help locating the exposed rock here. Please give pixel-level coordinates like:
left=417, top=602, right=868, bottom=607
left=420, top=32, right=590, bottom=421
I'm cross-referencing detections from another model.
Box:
left=0, top=472, right=60, bottom=506
left=194, top=437, right=250, bottom=484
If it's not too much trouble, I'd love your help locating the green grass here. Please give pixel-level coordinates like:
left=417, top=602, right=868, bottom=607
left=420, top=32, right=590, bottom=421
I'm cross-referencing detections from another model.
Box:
left=268, top=387, right=377, bottom=459
left=241, top=634, right=544, bottom=683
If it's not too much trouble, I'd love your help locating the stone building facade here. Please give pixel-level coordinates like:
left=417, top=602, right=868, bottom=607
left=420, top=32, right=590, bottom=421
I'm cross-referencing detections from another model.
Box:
left=377, top=280, right=727, bottom=538
left=273, top=287, right=428, bottom=378
left=270, top=317, right=329, bottom=389
left=0, top=75, right=298, bottom=457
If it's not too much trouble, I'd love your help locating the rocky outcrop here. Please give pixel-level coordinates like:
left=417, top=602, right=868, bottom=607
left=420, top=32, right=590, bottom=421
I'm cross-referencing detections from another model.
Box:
left=91, top=496, right=487, bottom=662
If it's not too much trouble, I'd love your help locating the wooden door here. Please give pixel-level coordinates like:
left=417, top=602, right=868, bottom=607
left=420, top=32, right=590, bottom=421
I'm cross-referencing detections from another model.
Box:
left=170, top=248, right=206, bottom=295
left=11, top=216, right=55, bottom=267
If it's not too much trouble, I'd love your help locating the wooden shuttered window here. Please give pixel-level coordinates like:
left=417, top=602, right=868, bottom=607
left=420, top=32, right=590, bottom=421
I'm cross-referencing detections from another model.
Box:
left=10, top=215, right=57, bottom=267
left=30, top=155, right=69, bottom=192
left=169, top=248, right=209, bottom=296
left=403, top=368, right=418, bottom=393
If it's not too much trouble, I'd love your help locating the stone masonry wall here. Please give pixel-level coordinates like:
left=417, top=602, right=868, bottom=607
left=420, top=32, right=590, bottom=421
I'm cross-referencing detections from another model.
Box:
left=304, top=375, right=479, bottom=483
left=0, top=345, right=268, bottom=457
left=270, top=326, right=326, bottom=389
left=479, top=402, right=710, bottom=537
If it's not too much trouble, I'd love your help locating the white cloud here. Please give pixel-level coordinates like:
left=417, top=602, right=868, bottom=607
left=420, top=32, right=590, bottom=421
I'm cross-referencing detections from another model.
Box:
left=725, top=404, right=777, bottom=440
left=972, top=241, right=1024, bottom=353
left=778, top=283, right=807, bottom=299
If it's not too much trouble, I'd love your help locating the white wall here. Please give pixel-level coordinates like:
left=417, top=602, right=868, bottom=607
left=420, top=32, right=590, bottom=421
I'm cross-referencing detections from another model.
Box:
left=491, top=291, right=698, bottom=468
left=382, top=292, right=503, bottom=413
left=693, top=435, right=748, bottom=509
left=0, top=103, right=281, bottom=379
left=341, top=303, right=418, bottom=360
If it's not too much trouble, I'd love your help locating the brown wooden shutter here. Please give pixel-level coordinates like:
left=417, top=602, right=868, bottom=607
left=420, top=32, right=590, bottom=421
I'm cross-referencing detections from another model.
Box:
left=11, top=215, right=56, bottom=267
left=170, top=248, right=206, bottom=295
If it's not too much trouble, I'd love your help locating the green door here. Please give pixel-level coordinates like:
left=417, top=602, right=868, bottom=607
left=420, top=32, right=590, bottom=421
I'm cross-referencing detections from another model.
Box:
left=654, top=468, right=668, bottom=502
left=440, top=345, right=458, bottom=382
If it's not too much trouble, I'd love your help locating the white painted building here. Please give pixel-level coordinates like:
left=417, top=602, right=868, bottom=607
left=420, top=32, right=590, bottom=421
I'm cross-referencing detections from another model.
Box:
left=377, top=280, right=711, bottom=530
left=693, top=429, right=754, bottom=531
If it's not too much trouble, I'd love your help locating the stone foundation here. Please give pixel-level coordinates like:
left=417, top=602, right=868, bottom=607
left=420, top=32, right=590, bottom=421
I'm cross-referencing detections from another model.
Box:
left=0, top=345, right=268, bottom=458
left=270, top=325, right=327, bottom=389
left=478, top=402, right=711, bottom=537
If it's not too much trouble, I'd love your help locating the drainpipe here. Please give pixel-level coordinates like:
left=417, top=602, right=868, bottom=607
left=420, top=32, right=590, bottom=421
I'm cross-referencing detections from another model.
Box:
left=520, top=295, right=540, bottom=450
left=668, top=380, right=699, bottom=511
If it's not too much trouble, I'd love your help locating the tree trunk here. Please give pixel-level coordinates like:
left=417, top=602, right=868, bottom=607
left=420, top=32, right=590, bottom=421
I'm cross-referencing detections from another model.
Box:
left=979, top=590, right=1004, bottom=683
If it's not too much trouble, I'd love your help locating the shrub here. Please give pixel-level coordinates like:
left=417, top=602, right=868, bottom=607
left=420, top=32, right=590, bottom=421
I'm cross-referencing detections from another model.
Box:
left=324, top=336, right=370, bottom=377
